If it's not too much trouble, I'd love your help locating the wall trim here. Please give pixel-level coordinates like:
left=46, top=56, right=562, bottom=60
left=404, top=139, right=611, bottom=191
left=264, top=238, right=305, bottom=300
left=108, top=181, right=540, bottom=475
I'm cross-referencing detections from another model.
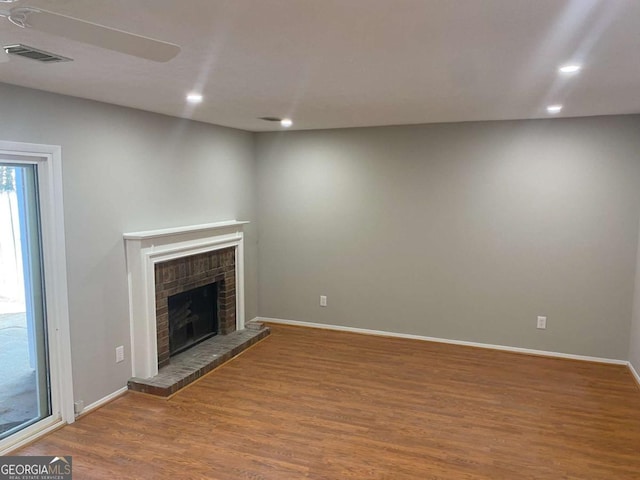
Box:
left=78, top=386, right=128, bottom=418
left=629, top=362, right=640, bottom=388
left=255, top=317, right=628, bottom=366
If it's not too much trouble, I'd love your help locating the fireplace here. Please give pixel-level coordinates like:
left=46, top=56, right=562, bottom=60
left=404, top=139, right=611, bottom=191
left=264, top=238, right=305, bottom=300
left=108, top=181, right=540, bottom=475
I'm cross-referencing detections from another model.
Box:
left=123, top=221, right=248, bottom=379
left=168, top=282, right=218, bottom=356
left=154, top=247, right=236, bottom=368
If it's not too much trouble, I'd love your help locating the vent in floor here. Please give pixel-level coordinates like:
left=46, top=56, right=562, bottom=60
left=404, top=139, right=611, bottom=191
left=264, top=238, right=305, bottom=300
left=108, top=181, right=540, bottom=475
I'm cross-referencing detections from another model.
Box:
left=3, top=44, right=73, bottom=63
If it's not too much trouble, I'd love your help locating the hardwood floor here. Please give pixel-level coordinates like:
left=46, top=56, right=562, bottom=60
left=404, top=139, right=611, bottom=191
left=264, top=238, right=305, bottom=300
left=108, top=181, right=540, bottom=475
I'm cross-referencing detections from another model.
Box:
left=17, top=324, right=640, bottom=479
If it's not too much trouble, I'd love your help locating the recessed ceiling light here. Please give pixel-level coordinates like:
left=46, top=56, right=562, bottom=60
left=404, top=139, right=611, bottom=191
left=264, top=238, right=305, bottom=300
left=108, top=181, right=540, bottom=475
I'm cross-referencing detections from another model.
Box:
left=280, top=118, right=293, bottom=128
left=559, top=64, right=582, bottom=74
left=186, top=92, right=203, bottom=104
left=547, top=104, right=563, bottom=114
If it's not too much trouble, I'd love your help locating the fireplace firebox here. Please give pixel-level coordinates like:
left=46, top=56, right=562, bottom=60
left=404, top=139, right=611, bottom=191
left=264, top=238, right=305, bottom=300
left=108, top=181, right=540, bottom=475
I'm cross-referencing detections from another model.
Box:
left=168, top=282, right=218, bottom=356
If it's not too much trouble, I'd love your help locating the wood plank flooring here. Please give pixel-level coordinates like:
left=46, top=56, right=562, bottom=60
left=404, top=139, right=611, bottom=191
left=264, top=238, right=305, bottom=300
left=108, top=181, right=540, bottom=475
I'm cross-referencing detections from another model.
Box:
left=17, top=324, right=640, bottom=479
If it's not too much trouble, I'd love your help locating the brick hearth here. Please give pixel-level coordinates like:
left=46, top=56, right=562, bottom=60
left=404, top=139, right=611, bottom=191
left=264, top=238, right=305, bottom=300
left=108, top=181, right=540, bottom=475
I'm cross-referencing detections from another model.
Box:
left=128, top=323, right=269, bottom=397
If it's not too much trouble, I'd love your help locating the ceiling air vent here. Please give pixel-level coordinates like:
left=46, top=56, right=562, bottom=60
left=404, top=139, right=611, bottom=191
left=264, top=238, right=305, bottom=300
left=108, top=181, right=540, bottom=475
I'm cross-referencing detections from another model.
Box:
left=3, top=44, right=73, bottom=63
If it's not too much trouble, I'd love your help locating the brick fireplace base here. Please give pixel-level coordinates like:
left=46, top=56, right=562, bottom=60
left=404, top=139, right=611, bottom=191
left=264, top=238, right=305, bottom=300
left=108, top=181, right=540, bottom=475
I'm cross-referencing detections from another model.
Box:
left=128, top=322, right=269, bottom=397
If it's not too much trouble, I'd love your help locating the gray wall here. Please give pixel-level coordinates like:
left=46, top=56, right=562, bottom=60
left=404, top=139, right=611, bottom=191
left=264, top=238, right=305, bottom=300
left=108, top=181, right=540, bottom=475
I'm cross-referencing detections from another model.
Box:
left=256, top=116, right=640, bottom=360
left=0, top=83, right=257, bottom=407
left=630, top=226, right=640, bottom=374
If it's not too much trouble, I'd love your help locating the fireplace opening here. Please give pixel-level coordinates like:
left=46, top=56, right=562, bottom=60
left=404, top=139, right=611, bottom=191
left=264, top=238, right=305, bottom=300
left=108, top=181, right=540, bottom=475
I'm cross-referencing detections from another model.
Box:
left=168, top=282, right=218, bottom=356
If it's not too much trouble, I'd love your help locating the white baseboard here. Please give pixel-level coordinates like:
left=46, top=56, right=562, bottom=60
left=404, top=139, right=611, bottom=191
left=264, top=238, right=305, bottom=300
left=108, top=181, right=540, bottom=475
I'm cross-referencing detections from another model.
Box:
left=629, top=362, right=640, bottom=387
left=78, top=386, right=128, bottom=418
left=256, top=317, right=628, bottom=366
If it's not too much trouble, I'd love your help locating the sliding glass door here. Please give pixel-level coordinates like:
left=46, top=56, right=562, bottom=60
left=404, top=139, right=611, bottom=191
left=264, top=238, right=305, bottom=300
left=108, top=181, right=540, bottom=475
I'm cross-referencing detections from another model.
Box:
left=0, top=162, right=51, bottom=441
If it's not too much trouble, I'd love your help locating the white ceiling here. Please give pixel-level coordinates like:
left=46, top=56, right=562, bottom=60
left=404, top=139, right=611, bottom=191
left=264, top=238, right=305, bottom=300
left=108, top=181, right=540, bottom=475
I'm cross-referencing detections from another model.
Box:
left=0, top=0, right=639, bottom=131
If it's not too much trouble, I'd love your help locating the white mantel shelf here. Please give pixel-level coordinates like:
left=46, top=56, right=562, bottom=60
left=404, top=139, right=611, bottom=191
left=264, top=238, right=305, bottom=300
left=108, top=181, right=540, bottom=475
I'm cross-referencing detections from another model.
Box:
left=123, top=220, right=249, bottom=240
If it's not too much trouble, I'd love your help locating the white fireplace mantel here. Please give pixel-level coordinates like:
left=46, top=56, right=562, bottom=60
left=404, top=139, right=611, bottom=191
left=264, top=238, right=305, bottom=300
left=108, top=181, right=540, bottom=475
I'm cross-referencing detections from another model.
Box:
left=124, top=220, right=248, bottom=379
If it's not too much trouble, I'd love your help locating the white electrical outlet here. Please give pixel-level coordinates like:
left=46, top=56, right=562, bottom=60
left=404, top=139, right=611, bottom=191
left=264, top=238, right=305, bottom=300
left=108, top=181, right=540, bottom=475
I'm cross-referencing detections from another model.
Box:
left=116, top=345, right=125, bottom=363
left=537, top=316, right=547, bottom=329
left=320, top=295, right=327, bottom=307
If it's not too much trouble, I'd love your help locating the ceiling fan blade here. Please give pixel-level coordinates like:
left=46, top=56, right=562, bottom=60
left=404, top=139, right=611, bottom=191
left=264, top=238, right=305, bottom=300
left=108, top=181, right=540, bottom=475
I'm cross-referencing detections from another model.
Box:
left=9, top=7, right=180, bottom=62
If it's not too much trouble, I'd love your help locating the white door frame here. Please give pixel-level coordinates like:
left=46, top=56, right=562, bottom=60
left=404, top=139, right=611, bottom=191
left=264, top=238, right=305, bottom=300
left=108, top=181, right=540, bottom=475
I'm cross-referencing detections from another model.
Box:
left=0, top=140, right=74, bottom=455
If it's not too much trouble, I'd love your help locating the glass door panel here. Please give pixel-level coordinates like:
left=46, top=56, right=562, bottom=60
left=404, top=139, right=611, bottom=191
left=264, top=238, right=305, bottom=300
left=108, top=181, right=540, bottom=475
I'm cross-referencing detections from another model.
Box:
left=0, top=163, right=50, bottom=440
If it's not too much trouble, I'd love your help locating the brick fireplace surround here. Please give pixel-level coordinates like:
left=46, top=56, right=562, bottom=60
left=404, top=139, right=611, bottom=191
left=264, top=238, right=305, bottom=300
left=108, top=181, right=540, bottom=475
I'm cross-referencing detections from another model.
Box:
left=155, top=247, right=236, bottom=368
